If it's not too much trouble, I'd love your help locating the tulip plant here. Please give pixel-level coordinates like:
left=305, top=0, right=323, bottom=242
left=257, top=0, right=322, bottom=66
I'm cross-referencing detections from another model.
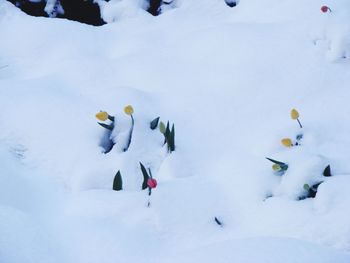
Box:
left=96, top=111, right=115, bottom=130
left=302, top=182, right=322, bottom=198
left=123, top=105, right=135, bottom=152
left=301, top=165, right=332, bottom=199
left=266, top=157, right=288, bottom=175
left=280, top=109, right=304, bottom=148
left=96, top=111, right=116, bottom=153
left=140, top=162, right=157, bottom=207
left=291, top=108, right=303, bottom=129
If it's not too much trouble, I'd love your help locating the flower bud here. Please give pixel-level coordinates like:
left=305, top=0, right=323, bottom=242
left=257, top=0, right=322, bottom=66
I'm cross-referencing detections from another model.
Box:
left=272, top=164, right=281, bottom=171
left=281, top=138, right=293, bottom=147
left=290, top=109, right=299, bottom=120
left=303, top=184, right=310, bottom=191
left=124, top=105, right=134, bottom=115
left=321, top=5, right=329, bottom=13
left=96, top=111, right=109, bottom=121
left=147, top=178, right=157, bottom=189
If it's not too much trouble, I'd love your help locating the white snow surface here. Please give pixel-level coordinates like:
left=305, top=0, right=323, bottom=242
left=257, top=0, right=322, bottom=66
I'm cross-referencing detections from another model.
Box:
left=1, top=0, right=350, bottom=262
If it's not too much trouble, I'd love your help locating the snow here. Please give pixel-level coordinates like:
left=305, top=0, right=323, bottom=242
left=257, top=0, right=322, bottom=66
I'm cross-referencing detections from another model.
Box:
left=1, top=0, right=350, bottom=262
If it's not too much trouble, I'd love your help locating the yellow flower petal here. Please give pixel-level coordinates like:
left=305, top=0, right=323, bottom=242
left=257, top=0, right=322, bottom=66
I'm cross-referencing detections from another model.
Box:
left=96, top=111, right=108, bottom=121
left=272, top=164, right=281, bottom=171
left=291, top=109, right=299, bottom=120
left=281, top=138, right=293, bottom=147
left=124, top=105, right=134, bottom=116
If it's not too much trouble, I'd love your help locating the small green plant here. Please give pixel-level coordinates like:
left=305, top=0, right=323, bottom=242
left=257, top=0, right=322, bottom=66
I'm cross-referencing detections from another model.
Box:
left=96, top=111, right=115, bottom=153
left=96, top=111, right=115, bottom=130
left=280, top=109, right=304, bottom=148
left=266, top=157, right=288, bottom=175
left=139, top=162, right=157, bottom=207
left=302, top=182, right=322, bottom=198
left=159, top=121, right=175, bottom=153
left=150, top=117, right=160, bottom=130
left=301, top=165, right=332, bottom=199
left=113, top=170, right=123, bottom=191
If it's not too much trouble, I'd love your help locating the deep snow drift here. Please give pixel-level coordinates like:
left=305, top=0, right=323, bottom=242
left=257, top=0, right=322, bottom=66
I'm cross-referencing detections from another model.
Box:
left=1, top=0, right=350, bottom=262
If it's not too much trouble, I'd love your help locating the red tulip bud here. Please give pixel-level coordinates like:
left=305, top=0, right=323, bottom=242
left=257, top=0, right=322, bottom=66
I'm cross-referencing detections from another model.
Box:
left=147, top=178, right=157, bottom=189
left=321, top=5, right=331, bottom=13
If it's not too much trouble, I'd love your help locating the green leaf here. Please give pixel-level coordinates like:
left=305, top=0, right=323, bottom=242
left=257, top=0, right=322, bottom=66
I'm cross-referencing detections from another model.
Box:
left=113, top=171, right=123, bottom=191
left=312, top=182, right=323, bottom=191
left=150, top=117, right=160, bottom=130
left=323, top=165, right=331, bottom=177
left=266, top=157, right=286, bottom=166
left=98, top=122, right=114, bottom=131
left=164, top=121, right=170, bottom=145
left=159, top=121, right=166, bottom=134
left=165, top=121, right=170, bottom=139
left=167, top=124, right=175, bottom=152
left=140, top=162, right=149, bottom=190
left=108, top=115, right=115, bottom=122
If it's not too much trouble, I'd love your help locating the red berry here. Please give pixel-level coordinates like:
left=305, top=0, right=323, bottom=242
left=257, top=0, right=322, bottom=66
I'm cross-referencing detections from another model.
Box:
left=321, top=6, right=329, bottom=13
left=147, top=178, right=157, bottom=189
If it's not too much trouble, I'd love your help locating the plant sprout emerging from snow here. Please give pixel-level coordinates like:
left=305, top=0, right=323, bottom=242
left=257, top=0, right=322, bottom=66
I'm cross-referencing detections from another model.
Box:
left=113, top=170, right=123, bottom=191
left=301, top=165, right=332, bottom=199
left=266, top=157, right=288, bottom=175
left=140, top=162, right=157, bottom=207
left=323, top=164, right=332, bottom=177
left=123, top=105, right=135, bottom=152
left=291, top=108, right=303, bottom=128
left=96, top=111, right=115, bottom=130
left=159, top=121, right=175, bottom=153
left=303, top=182, right=322, bottom=198
left=321, top=5, right=332, bottom=13
left=96, top=110, right=115, bottom=153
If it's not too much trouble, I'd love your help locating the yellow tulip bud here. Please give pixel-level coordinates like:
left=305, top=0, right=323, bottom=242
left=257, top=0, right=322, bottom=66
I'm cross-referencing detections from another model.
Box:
left=281, top=138, right=293, bottom=147
left=272, top=164, right=281, bottom=171
left=96, top=111, right=108, bottom=121
left=290, top=109, right=299, bottom=120
left=124, top=105, right=134, bottom=116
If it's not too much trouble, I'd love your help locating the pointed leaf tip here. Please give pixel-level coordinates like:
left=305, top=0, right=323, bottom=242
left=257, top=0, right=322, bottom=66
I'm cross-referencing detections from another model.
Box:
left=323, top=165, right=332, bottom=177
left=113, top=171, right=123, bottom=191
left=150, top=117, right=160, bottom=130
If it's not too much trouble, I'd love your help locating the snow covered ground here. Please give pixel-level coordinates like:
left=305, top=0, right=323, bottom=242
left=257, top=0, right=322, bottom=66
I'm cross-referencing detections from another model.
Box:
left=1, top=0, right=350, bottom=262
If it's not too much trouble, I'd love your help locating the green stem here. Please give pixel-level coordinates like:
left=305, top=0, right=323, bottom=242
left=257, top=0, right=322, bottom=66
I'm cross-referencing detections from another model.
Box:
left=297, top=118, right=303, bottom=128
left=123, top=114, right=134, bottom=152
